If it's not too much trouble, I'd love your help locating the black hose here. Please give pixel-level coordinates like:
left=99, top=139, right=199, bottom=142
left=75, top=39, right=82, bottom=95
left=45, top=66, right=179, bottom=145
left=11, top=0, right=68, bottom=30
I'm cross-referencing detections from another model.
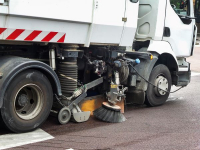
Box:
left=129, top=63, right=184, bottom=93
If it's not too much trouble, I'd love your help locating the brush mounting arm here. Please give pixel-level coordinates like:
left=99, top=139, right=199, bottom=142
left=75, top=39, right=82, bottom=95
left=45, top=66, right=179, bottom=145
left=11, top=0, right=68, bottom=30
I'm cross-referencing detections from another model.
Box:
left=106, top=85, right=128, bottom=105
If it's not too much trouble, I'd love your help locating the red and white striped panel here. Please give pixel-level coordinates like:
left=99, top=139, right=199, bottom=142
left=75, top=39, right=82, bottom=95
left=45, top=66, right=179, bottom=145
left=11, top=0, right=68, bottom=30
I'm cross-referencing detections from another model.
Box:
left=0, top=28, right=66, bottom=43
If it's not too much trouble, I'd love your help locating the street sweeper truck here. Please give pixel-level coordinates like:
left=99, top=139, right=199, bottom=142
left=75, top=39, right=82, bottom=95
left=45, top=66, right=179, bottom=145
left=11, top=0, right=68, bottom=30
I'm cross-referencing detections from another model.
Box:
left=0, top=0, right=196, bottom=133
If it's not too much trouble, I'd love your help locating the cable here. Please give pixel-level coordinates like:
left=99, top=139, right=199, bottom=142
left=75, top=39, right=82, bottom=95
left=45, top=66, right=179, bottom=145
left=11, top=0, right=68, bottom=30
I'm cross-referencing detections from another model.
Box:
left=129, top=63, right=184, bottom=94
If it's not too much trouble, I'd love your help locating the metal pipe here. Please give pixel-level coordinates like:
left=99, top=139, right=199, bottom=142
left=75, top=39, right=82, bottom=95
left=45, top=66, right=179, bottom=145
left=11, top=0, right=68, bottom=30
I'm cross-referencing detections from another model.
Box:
left=49, top=49, right=56, bottom=70
left=115, top=72, right=120, bottom=85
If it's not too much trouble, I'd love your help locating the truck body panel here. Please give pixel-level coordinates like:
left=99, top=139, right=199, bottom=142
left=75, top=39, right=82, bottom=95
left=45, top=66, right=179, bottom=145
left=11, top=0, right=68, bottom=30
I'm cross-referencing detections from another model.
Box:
left=135, top=0, right=166, bottom=41
left=0, top=0, right=138, bottom=46
left=163, top=0, right=196, bottom=57
left=119, top=0, right=139, bottom=46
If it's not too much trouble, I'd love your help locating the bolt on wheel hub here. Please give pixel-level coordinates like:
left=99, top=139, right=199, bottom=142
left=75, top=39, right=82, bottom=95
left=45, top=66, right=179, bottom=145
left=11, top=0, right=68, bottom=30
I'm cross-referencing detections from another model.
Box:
left=154, top=76, right=168, bottom=96
left=17, top=94, right=29, bottom=107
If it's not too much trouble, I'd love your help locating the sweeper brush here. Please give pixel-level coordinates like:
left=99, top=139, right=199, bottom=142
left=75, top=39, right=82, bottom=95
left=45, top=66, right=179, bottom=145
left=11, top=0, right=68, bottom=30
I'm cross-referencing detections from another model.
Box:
left=93, top=62, right=129, bottom=123
left=93, top=102, right=126, bottom=123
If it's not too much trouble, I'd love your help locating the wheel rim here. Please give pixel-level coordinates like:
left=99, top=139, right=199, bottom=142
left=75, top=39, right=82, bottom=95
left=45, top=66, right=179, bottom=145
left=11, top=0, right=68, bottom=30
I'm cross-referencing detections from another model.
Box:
left=58, top=107, right=71, bottom=124
left=14, top=84, right=44, bottom=120
left=154, top=75, right=169, bottom=96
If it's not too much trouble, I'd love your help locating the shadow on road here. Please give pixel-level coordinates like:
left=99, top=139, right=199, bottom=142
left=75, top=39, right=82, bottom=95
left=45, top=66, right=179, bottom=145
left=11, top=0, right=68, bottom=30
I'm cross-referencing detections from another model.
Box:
left=0, top=119, right=10, bottom=135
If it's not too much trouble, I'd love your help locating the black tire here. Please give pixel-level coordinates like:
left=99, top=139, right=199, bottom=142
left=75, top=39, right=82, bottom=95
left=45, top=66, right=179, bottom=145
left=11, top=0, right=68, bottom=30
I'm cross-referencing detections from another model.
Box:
left=145, top=64, right=172, bottom=107
left=1, top=69, right=53, bottom=133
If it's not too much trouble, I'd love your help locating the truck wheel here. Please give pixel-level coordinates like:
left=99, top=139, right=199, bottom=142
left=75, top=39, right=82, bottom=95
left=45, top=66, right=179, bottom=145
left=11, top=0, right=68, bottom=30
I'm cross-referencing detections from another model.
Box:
left=145, top=64, right=172, bottom=107
left=1, top=69, right=53, bottom=133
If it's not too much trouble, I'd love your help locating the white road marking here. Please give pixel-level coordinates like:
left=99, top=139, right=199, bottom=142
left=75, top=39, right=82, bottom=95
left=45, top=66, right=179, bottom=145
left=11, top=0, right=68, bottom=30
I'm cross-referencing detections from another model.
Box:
left=0, top=128, right=54, bottom=150
left=191, top=72, right=200, bottom=77
left=168, top=95, right=178, bottom=101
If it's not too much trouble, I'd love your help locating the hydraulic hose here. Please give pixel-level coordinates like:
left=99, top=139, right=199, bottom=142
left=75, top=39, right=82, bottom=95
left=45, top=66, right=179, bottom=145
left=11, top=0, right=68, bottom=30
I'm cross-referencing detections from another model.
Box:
left=129, top=63, right=184, bottom=94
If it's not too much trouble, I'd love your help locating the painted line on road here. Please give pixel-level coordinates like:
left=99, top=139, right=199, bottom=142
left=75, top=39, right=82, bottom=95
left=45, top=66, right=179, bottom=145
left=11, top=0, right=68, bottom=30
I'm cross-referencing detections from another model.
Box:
left=0, top=128, right=54, bottom=149
left=191, top=72, right=200, bottom=77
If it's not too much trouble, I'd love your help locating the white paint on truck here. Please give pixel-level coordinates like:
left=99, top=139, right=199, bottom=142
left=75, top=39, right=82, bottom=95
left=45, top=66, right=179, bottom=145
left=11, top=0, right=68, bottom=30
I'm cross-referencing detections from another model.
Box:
left=163, top=0, right=196, bottom=57
left=0, top=0, right=139, bottom=46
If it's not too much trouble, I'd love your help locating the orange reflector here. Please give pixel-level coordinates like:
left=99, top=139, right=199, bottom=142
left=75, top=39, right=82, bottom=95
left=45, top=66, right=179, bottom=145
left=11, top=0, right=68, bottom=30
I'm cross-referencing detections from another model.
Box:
left=150, top=55, right=153, bottom=60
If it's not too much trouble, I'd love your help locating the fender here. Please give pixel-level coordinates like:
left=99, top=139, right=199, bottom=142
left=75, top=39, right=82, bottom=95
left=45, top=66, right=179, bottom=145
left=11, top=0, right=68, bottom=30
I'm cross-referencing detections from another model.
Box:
left=126, top=40, right=179, bottom=105
left=125, top=51, right=158, bottom=92
left=0, top=56, right=62, bottom=108
left=125, top=51, right=158, bottom=105
left=147, top=40, right=191, bottom=86
left=147, top=40, right=179, bottom=71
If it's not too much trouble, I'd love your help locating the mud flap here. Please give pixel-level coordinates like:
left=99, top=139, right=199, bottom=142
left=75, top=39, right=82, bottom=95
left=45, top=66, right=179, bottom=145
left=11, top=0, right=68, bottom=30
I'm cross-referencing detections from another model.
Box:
left=72, top=111, right=90, bottom=123
left=126, top=90, right=145, bottom=105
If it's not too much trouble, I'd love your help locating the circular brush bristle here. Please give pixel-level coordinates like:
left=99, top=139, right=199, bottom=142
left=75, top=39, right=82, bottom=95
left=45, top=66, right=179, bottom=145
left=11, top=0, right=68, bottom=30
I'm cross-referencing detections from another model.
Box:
left=93, top=103, right=126, bottom=123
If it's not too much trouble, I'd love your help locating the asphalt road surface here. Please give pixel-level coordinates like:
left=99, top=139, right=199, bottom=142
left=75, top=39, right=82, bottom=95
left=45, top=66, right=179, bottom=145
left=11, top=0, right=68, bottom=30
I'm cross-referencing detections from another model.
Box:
left=1, top=47, right=200, bottom=150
